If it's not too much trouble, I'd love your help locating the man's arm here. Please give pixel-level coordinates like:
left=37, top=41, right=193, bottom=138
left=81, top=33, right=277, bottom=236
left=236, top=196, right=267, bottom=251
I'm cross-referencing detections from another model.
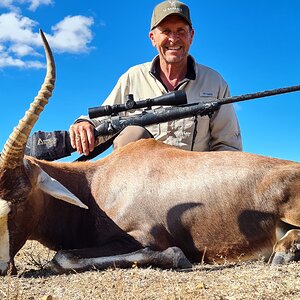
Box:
left=209, top=84, right=242, bottom=151
left=209, top=103, right=242, bottom=151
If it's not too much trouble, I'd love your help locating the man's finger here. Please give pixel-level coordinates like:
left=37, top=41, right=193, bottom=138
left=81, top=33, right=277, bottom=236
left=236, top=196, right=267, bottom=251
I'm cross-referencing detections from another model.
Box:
left=87, top=128, right=95, bottom=152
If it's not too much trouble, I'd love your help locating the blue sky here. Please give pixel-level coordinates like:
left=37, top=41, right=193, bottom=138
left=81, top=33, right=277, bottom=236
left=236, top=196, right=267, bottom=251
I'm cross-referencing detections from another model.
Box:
left=0, top=0, right=299, bottom=162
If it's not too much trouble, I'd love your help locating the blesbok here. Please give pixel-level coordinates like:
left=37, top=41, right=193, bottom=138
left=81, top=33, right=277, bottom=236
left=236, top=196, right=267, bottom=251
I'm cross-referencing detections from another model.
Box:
left=0, top=31, right=300, bottom=276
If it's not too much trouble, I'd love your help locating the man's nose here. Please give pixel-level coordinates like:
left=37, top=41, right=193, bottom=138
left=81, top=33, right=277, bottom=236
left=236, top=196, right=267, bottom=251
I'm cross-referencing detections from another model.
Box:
left=168, top=31, right=179, bottom=41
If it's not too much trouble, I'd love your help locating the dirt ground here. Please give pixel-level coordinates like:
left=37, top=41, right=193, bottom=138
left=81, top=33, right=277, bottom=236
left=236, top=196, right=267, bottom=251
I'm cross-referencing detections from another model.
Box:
left=1, top=241, right=300, bottom=300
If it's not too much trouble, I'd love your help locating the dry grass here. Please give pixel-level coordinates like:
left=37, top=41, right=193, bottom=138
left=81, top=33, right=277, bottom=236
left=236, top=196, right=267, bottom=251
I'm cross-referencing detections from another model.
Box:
left=1, top=241, right=300, bottom=299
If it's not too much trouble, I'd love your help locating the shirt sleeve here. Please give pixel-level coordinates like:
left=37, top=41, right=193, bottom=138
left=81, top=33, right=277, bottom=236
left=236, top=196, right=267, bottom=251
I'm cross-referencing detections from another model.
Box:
left=209, top=85, right=243, bottom=151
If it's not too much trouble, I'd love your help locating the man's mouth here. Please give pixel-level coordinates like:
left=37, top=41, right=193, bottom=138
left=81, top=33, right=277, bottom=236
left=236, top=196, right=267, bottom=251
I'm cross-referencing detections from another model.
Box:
left=166, top=46, right=182, bottom=51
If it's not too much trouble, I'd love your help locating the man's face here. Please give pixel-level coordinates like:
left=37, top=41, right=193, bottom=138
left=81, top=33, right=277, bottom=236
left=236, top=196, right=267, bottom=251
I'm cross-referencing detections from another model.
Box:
left=149, top=15, right=194, bottom=65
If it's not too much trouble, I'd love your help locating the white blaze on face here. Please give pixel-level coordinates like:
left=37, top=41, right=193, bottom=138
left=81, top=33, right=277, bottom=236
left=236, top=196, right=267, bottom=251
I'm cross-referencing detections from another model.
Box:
left=0, top=199, right=10, bottom=273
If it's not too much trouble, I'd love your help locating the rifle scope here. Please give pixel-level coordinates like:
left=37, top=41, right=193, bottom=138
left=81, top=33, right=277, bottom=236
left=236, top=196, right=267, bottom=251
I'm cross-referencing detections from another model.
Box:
left=88, top=90, right=187, bottom=119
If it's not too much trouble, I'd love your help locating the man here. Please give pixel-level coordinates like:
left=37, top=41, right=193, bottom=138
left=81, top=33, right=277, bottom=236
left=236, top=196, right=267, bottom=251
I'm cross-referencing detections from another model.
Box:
left=70, top=0, right=242, bottom=156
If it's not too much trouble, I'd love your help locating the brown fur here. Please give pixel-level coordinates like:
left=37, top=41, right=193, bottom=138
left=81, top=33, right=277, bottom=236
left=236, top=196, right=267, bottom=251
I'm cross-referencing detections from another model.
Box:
left=2, top=138, right=300, bottom=274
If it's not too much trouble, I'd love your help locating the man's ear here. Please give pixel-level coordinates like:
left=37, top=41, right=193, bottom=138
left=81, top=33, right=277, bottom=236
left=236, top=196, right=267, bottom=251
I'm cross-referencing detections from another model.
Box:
left=149, top=31, right=156, bottom=47
left=189, top=28, right=195, bottom=43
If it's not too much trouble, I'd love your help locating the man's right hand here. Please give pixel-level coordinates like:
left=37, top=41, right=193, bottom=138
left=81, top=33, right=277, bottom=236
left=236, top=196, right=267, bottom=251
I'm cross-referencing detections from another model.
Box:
left=69, top=121, right=95, bottom=156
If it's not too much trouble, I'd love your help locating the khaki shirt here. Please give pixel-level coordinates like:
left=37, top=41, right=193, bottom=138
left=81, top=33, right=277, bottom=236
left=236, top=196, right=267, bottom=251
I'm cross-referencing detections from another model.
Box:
left=78, top=56, right=242, bottom=151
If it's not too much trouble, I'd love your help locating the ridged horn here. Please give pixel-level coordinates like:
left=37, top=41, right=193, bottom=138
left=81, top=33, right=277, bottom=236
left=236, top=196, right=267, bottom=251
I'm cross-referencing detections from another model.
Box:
left=0, top=29, right=56, bottom=169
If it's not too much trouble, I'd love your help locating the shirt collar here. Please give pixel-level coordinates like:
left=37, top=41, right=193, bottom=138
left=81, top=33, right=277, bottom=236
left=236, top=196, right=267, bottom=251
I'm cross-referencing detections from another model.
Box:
left=150, top=55, right=196, bottom=81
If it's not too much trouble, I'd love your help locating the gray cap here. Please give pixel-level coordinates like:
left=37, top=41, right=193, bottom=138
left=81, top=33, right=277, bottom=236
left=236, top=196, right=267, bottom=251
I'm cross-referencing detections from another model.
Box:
left=150, top=1, right=192, bottom=30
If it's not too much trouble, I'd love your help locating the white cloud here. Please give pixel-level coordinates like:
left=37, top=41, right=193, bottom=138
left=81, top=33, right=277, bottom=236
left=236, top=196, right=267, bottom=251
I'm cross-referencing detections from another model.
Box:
left=0, top=51, right=43, bottom=68
left=0, top=0, right=15, bottom=10
left=9, top=43, right=38, bottom=56
left=27, top=0, right=53, bottom=11
left=0, top=55, right=23, bottom=67
left=0, top=12, right=39, bottom=44
left=0, top=0, right=53, bottom=11
left=0, top=38, right=44, bottom=68
left=49, top=15, right=94, bottom=53
left=0, top=12, right=94, bottom=68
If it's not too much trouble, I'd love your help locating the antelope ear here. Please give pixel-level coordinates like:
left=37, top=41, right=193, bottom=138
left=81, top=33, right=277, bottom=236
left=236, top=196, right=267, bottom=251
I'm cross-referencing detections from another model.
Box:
left=37, top=168, right=88, bottom=209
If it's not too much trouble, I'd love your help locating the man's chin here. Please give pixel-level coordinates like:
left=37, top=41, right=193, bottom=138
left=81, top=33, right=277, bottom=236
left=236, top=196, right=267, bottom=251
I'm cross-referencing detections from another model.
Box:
left=164, top=55, right=184, bottom=63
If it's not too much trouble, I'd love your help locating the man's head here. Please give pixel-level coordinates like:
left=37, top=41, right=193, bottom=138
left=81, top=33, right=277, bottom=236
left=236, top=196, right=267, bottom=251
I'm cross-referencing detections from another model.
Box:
left=150, top=1, right=192, bottom=31
left=149, top=1, right=194, bottom=66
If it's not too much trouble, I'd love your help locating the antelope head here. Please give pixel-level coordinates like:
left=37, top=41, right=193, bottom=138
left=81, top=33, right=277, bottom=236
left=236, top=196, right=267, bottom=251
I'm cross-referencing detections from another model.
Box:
left=0, top=30, right=87, bottom=275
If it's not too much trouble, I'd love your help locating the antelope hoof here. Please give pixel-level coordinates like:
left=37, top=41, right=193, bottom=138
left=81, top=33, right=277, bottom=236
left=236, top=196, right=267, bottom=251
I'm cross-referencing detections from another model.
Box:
left=162, top=247, right=193, bottom=269
left=271, top=252, right=297, bottom=266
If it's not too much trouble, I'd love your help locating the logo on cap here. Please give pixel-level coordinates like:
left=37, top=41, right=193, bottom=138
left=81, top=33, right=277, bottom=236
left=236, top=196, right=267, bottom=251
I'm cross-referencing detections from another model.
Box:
left=165, top=0, right=182, bottom=13
left=168, top=0, right=177, bottom=7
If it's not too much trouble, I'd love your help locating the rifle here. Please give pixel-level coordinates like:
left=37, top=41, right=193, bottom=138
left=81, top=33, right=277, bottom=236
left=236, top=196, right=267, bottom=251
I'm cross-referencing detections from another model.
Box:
left=25, top=84, right=300, bottom=161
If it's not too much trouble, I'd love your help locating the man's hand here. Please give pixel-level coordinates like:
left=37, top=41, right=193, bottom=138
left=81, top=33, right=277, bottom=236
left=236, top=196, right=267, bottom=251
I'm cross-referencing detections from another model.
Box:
left=69, top=121, right=95, bottom=156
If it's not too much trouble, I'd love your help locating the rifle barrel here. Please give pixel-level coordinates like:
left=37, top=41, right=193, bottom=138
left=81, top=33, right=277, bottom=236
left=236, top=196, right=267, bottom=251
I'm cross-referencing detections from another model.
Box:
left=220, top=84, right=300, bottom=105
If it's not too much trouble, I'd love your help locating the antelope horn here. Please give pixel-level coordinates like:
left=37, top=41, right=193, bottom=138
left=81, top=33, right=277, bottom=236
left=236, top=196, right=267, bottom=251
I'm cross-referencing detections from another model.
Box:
left=0, top=29, right=56, bottom=169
